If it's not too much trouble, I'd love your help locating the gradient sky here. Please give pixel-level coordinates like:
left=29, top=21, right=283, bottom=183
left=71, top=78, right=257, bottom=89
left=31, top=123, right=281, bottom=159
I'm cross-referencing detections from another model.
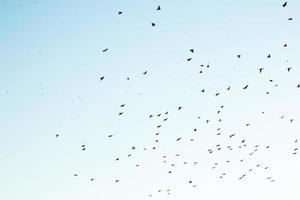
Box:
left=1, top=0, right=300, bottom=200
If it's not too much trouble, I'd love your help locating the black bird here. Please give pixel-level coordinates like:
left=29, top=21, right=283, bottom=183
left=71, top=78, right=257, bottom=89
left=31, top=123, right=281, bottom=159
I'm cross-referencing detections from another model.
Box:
left=287, top=67, right=292, bottom=72
left=102, top=48, right=108, bottom=52
left=243, top=85, right=248, bottom=89
left=156, top=5, right=161, bottom=10
left=100, top=76, right=104, bottom=81
left=267, top=54, right=271, bottom=58
left=176, top=137, right=182, bottom=141
left=55, top=134, right=59, bottom=138
left=288, top=18, right=293, bottom=20
left=143, top=71, right=147, bottom=75
left=282, top=2, right=287, bottom=7
left=237, top=55, right=241, bottom=59
left=108, top=134, right=113, bottom=137
left=283, top=43, right=287, bottom=47
left=178, top=106, right=183, bottom=110
left=151, top=23, right=156, bottom=26
left=187, top=58, right=192, bottom=62
left=259, top=68, right=264, bottom=73
left=190, top=49, right=194, bottom=53
left=120, top=104, right=125, bottom=107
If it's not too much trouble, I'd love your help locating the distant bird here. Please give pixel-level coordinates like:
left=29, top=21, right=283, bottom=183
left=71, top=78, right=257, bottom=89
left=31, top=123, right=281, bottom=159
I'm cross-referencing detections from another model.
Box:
left=102, top=48, right=108, bottom=52
left=55, top=134, right=59, bottom=138
left=283, top=43, right=287, bottom=47
left=108, top=134, right=113, bottom=138
left=287, top=67, right=292, bottom=72
left=156, top=5, right=161, bottom=10
left=73, top=174, right=78, bottom=177
left=259, top=68, right=264, bottom=73
left=120, top=104, right=125, bottom=107
left=288, top=18, right=293, bottom=20
left=190, top=49, right=194, bottom=53
left=143, top=71, right=147, bottom=75
left=118, top=11, right=123, bottom=15
left=243, top=85, right=248, bottom=89
left=119, top=112, right=123, bottom=116
left=187, top=58, right=192, bottom=62
left=90, top=178, right=94, bottom=181
left=151, top=23, right=156, bottom=26
left=282, top=2, right=287, bottom=7
left=176, top=137, right=182, bottom=141
left=237, top=55, right=241, bottom=59
left=267, top=54, right=271, bottom=58
left=178, top=106, right=183, bottom=110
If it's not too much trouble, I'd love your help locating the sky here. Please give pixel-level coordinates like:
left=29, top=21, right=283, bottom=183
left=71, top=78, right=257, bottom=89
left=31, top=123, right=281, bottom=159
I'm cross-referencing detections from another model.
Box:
left=0, top=0, right=300, bottom=200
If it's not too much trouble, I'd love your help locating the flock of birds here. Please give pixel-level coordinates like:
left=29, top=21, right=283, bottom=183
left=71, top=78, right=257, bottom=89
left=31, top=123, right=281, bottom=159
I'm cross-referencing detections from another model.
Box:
left=51, top=1, right=299, bottom=198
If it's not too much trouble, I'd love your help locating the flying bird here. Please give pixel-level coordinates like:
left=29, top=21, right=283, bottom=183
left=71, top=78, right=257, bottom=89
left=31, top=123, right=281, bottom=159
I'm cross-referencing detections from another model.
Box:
left=282, top=2, right=287, bottom=7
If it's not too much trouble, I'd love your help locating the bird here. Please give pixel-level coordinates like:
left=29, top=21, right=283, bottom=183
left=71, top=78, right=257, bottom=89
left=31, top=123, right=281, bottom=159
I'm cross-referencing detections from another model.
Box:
left=287, top=67, right=292, bottom=72
left=108, top=134, right=113, bottom=138
left=100, top=76, right=104, bottom=81
left=237, top=54, right=241, bottom=59
left=282, top=2, right=287, bottom=7
left=151, top=23, right=156, bottom=26
left=288, top=18, right=293, bottom=20
left=267, top=54, right=271, bottom=58
left=187, top=58, right=192, bottom=62
left=102, top=48, right=108, bottom=52
left=156, top=5, right=161, bottom=10
left=178, top=106, right=183, bottom=110
left=259, top=68, right=264, bottom=73
left=190, top=49, right=194, bottom=53
left=120, top=104, right=125, bottom=107
left=118, top=11, right=122, bottom=15
left=243, top=85, right=248, bottom=89
left=55, top=134, right=59, bottom=138
left=143, top=71, right=147, bottom=75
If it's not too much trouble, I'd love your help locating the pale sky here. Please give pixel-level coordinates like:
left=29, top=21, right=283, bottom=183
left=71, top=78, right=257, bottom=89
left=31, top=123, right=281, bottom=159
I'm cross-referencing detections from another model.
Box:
left=1, top=0, right=300, bottom=200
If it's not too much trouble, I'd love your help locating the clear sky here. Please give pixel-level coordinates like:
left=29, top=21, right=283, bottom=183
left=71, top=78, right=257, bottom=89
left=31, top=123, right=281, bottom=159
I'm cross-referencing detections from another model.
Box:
left=1, top=0, right=300, bottom=200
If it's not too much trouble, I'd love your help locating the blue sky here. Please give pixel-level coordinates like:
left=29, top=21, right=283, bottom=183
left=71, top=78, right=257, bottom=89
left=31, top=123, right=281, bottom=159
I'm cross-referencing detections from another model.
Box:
left=1, top=0, right=300, bottom=200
